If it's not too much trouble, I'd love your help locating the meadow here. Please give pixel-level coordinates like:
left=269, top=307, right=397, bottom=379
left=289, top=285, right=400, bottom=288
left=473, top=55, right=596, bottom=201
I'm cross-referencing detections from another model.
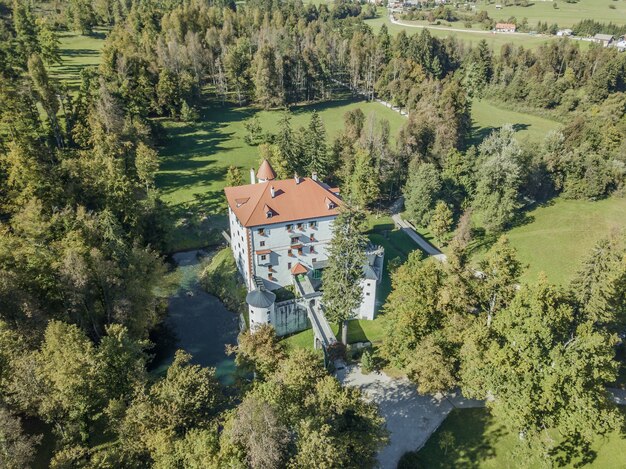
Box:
left=50, top=29, right=107, bottom=90
left=470, top=99, right=561, bottom=144
left=477, top=0, right=626, bottom=28
left=469, top=197, right=626, bottom=286
left=365, top=7, right=561, bottom=49
left=416, top=407, right=626, bottom=469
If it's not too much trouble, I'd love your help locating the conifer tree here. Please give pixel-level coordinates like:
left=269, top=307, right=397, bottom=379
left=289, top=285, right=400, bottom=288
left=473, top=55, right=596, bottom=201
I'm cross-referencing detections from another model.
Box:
left=304, top=111, right=330, bottom=178
left=322, top=207, right=367, bottom=345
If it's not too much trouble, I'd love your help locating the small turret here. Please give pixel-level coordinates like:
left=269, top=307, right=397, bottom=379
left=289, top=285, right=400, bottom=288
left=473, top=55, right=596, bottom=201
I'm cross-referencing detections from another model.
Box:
left=246, top=288, right=276, bottom=331
left=257, top=159, right=277, bottom=183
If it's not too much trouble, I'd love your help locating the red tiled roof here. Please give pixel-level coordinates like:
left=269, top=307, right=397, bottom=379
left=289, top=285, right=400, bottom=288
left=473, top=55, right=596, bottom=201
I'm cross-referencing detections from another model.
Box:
left=496, top=23, right=516, bottom=29
left=257, top=159, right=276, bottom=181
left=224, top=177, right=342, bottom=227
left=256, top=249, right=272, bottom=255
left=291, top=262, right=308, bottom=275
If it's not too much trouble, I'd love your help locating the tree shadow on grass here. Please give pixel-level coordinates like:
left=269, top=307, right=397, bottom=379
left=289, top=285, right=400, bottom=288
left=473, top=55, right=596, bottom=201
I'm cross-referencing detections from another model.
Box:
left=467, top=122, right=531, bottom=147
left=347, top=320, right=367, bottom=343
left=419, top=408, right=504, bottom=469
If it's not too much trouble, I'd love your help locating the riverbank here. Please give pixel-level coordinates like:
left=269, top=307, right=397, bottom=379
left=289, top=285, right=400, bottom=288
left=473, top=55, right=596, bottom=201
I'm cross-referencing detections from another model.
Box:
left=151, top=249, right=241, bottom=384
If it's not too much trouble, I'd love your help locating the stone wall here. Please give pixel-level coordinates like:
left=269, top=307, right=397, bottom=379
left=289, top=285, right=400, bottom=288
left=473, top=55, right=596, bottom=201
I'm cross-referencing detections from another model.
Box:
left=273, top=299, right=310, bottom=336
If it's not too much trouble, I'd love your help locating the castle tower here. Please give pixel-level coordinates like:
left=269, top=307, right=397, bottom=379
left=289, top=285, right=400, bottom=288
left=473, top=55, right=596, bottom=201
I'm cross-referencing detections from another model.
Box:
left=256, top=159, right=277, bottom=183
left=245, top=288, right=276, bottom=331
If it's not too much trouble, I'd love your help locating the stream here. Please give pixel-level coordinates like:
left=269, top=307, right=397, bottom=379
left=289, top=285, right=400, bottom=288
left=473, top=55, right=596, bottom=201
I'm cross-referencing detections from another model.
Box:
left=151, top=249, right=240, bottom=384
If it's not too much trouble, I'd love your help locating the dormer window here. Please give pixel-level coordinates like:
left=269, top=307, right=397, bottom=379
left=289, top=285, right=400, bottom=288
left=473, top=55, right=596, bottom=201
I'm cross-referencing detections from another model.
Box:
left=325, top=197, right=335, bottom=209
left=264, top=204, right=274, bottom=219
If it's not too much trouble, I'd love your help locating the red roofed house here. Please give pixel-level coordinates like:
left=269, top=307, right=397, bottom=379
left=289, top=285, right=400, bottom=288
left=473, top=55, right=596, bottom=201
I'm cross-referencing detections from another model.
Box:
left=495, top=22, right=516, bottom=33
left=224, top=160, right=342, bottom=291
left=225, top=160, right=384, bottom=335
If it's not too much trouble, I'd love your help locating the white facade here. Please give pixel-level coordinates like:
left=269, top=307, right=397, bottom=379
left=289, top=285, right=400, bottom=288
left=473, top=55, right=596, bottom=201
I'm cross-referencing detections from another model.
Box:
left=357, top=278, right=378, bottom=320
left=228, top=207, right=253, bottom=289
left=229, top=208, right=337, bottom=291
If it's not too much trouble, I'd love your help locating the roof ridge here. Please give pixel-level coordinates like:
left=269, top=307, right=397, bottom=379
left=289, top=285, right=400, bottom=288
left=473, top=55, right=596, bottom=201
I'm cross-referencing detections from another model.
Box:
left=243, top=182, right=270, bottom=226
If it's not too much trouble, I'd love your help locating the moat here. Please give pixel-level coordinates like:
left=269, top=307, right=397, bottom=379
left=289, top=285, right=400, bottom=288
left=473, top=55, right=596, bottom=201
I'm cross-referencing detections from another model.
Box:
left=152, top=249, right=240, bottom=384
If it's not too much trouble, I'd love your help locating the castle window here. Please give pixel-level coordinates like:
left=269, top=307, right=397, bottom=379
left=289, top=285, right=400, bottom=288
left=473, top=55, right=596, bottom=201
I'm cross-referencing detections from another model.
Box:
left=260, top=241, right=265, bottom=247
left=297, top=223, right=304, bottom=230
left=291, top=237, right=300, bottom=245
left=260, top=255, right=267, bottom=261
left=268, top=273, right=274, bottom=281
left=312, top=258, right=317, bottom=263
left=310, top=221, right=317, bottom=229
left=286, top=224, right=293, bottom=231
left=287, top=262, right=292, bottom=269
left=258, top=228, right=265, bottom=236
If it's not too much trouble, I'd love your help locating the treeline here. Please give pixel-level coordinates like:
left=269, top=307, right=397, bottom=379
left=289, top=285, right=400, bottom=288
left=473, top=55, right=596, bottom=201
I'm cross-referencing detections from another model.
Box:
left=572, top=19, right=626, bottom=38
left=381, top=234, right=626, bottom=465
left=1, top=322, right=387, bottom=467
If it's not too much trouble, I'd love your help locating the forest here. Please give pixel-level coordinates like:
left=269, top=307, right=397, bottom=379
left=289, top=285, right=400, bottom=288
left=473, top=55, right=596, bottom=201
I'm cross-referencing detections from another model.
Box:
left=1, top=0, right=626, bottom=467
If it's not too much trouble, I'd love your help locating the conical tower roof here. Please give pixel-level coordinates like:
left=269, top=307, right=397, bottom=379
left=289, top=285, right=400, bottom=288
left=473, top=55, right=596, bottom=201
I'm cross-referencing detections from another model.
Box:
left=257, top=159, right=277, bottom=181
left=246, top=288, right=276, bottom=308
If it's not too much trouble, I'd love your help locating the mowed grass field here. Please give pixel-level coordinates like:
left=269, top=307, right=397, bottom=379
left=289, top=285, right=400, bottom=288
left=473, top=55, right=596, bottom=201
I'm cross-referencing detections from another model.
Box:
left=365, top=8, right=560, bottom=49
left=417, top=407, right=626, bottom=469
left=50, top=29, right=107, bottom=90
left=470, top=99, right=561, bottom=144
left=477, top=0, right=626, bottom=28
left=157, top=97, right=407, bottom=210
left=471, top=197, right=626, bottom=286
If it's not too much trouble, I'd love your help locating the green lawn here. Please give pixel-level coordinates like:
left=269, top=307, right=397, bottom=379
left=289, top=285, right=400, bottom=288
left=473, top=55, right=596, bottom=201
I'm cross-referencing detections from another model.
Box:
left=471, top=197, right=626, bottom=286
left=477, top=0, right=626, bottom=28
left=50, top=29, right=107, bottom=90
left=417, top=407, right=626, bottom=469
left=157, top=97, right=406, bottom=207
left=471, top=99, right=562, bottom=144
left=157, top=96, right=407, bottom=250
left=282, top=318, right=386, bottom=350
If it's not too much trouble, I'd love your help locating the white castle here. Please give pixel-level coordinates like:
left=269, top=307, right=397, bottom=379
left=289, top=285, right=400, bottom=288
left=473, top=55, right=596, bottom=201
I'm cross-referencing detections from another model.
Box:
left=224, top=160, right=383, bottom=337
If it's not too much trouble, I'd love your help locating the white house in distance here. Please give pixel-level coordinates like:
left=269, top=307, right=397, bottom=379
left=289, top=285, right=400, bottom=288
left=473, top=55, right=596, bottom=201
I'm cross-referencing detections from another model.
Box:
left=224, top=160, right=383, bottom=335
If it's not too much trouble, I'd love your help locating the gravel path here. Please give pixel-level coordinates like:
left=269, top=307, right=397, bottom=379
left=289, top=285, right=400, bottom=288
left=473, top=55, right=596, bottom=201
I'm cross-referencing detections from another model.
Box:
left=337, top=365, right=483, bottom=469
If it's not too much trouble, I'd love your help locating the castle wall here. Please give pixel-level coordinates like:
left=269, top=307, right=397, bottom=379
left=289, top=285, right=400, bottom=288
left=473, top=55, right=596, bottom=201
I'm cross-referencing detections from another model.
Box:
left=272, top=299, right=310, bottom=337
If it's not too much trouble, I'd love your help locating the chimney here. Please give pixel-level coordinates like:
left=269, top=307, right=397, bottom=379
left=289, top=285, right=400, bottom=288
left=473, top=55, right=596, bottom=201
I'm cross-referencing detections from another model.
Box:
left=270, top=186, right=275, bottom=198
left=294, top=173, right=300, bottom=184
left=311, top=172, right=318, bottom=181
left=250, top=168, right=256, bottom=184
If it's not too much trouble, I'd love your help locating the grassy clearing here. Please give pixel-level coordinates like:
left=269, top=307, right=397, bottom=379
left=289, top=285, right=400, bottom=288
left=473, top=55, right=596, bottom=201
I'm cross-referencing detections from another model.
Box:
left=477, top=0, right=626, bottom=28
left=50, top=29, right=107, bottom=90
left=416, top=407, right=626, bottom=469
left=157, top=96, right=406, bottom=208
left=470, top=197, right=626, bottom=286
left=157, top=96, right=407, bottom=250
left=470, top=99, right=562, bottom=144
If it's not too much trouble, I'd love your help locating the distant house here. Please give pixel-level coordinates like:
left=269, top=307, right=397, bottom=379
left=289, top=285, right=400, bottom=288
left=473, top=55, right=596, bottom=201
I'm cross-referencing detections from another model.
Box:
left=593, top=33, right=614, bottom=47
left=556, top=29, right=573, bottom=37
left=615, top=38, right=626, bottom=52
left=495, top=23, right=516, bottom=33
left=495, top=4, right=502, bottom=8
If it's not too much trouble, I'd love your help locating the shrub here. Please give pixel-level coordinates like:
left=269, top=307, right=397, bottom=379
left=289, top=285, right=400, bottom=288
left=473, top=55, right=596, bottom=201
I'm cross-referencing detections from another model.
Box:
left=361, top=349, right=374, bottom=373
